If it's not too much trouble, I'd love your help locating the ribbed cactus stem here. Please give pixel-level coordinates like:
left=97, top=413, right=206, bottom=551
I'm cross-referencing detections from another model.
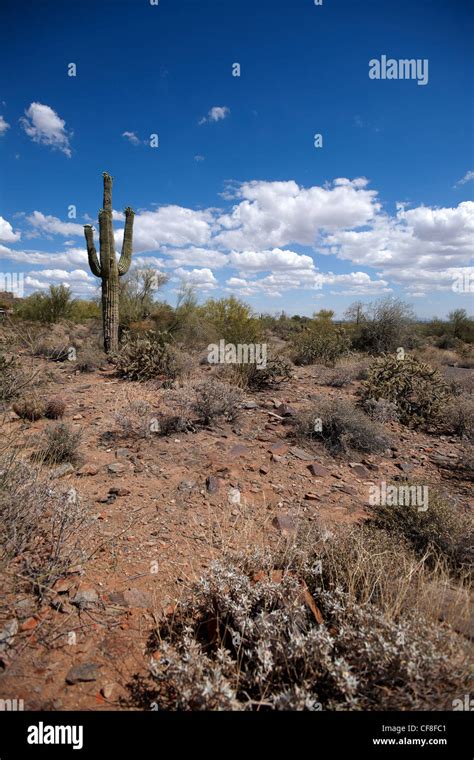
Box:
left=84, top=172, right=134, bottom=353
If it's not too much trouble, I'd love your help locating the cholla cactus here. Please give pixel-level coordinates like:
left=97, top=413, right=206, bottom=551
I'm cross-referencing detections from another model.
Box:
left=84, top=172, right=134, bottom=353
left=360, top=354, right=449, bottom=427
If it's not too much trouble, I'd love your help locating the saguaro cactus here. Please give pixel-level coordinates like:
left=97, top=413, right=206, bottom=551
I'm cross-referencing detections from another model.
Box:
left=84, top=172, right=134, bottom=353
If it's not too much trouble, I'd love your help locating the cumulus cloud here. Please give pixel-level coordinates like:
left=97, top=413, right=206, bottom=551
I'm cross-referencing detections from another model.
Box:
left=199, top=106, right=230, bottom=125
left=122, top=131, right=140, bottom=146
left=0, top=216, right=20, bottom=243
left=215, top=178, right=380, bottom=250
left=20, top=103, right=72, bottom=157
left=115, top=206, right=214, bottom=251
left=27, top=211, right=84, bottom=237
left=173, top=267, right=217, bottom=288
left=0, top=116, right=10, bottom=135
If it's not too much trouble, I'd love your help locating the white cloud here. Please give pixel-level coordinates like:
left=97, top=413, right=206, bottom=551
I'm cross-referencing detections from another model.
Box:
left=122, top=131, right=140, bottom=146
left=163, top=246, right=229, bottom=269
left=0, top=244, right=87, bottom=268
left=0, top=216, right=21, bottom=243
left=27, top=211, right=84, bottom=236
left=115, top=206, right=214, bottom=251
left=199, top=106, right=230, bottom=125
left=20, top=103, right=72, bottom=157
left=173, top=267, right=217, bottom=288
left=228, top=248, right=316, bottom=274
left=0, top=116, right=10, bottom=136
left=194, top=155, right=205, bottom=162
left=454, top=170, right=474, bottom=188
left=215, top=178, right=380, bottom=250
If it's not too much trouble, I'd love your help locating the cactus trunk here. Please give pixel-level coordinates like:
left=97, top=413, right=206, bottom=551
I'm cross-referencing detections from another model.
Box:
left=84, top=173, right=134, bottom=354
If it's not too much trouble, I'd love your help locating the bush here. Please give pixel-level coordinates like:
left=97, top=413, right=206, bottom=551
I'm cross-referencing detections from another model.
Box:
left=346, top=297, right=415, bottom=355
left=34, top=422, right=82, bottom=465
left=199, top=296, right=262, bottom=346
left=115, top=331, right=184, bottom=382
left=115, top=399, right=155, bottom=439
left=436, top=396, right=474, bottom=440
left=226, top=353, right=293, bottom=391
left=0, top=457, right=89, bottom=595
left=360, top=354, right=449, bottom=428
left=368, top=490, right=473, bottom=578
left=362, top=397, right=400, bottom=423
left=44, top=398, right=66, bottom=420
left=12, top=397, right=44, bottom=421
left=76, top=347, right=108, bottom=373
left=147, top=550, right=468, bottom=711
left=293, top=321, right=350, bottom=367
left=0, top=353, right=40, bottom=404
left=14, top=285, right=75, bottom=323
left=194, top=380, right=242, bottom=425
left=294, top=397, right=390, bottom=455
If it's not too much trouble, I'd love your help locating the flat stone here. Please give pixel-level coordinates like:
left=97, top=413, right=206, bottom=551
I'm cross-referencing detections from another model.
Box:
left=290, top=447, right=314, bottom=462
left=276, top=403, right=297, bottom=417
left=66, top=662, right=100, bottom=685
left=259, top=465, right=269, bottom=475
left=304, top=493, right=321, bottom=501
left=229, top=444, right=249, bottom=458
left=307, top=463, right=329, bottom=477
left=178, top=480, right=196, bottom=491
left=228, top=487, right=241, bottom=505
left=206, top=475, right=220, bottom=494
left=50, top=463, right=75, bottom=479
left=77, top=463, right=99, bottom=476
left=397, top=461, right=415, bottom=474
left=349, top=463, right=370, bottom=478
left=268, top=442, right=289, bottom=456
left=108, top=487, right=131, bottom=497
left=0, top=619, right=18, bottom=651
left=71, top=584, right=99, bottom=609
left=115, top=448, right=133, bottom=459
left=122, top=589, right=152, bottom=609
left=272, top=513, right=297, bottom=537
left=107, top=462, right=126, bottom=475
left=241, top=401, right=258, bottom=409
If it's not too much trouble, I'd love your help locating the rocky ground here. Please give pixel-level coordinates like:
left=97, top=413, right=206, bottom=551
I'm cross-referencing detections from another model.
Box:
left=0, top=351, right=472, bottom=710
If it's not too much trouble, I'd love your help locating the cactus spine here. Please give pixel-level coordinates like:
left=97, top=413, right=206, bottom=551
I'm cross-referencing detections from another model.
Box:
left=84, top=172, right=134, bottom=353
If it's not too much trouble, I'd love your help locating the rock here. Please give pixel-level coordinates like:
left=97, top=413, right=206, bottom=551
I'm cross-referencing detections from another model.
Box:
left=228, top=487, right=241, bottom=505
left=19, top=617, right=38, bottom=632
left=268, top=442, right=289, bottom=456
left=77, top=463, right=99, bottom=476
left=271, top=454, right=286, bottom=463
left=107, top=462, right=126, bottom=475
left=101, top=683, right=115, bottom=700
left=272, top=513, right=297, bottom=536
left=66, top=662, right=100, bottom=685
left=72, top=414, right=83, bottom=421
left=71, top=584, right=99, bottom=609
left=276, top=403, right=297, bottom=417
left=304, top=493, right=320, bottom=501
left=290, top=447, right=314, bottom=461
left=108, top=487, right=131, bottom=497
left=53, top=578, right=75, bottom=594
left=0, top=619, right=18, bottom=651
left=307, top=463, right=329, bottom=477
left=336, top=484, right=357, bottom=496
left=241, top=401, right=258, bottom=409
left=178, top=480, right=196, bottom=492
left=50, top=463, right=74, bottom=479
left=259, top=465, right=269, bottom=475
left=349, top=463, right=370, bottom=478
left=122, top=589, right=152, bottom=609
left=397, top=462, right=415, bottom=475
left=108, top=592, right=127, bottom=606
left=229, top=444, right=249, bottom=458
left=205, top=475, right=220, bottom=494
left=115, top=448, right=133, bottom=459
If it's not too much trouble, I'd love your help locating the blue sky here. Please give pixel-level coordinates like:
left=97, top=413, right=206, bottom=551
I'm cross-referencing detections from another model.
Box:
left=0, top=0, right=473, bottom=317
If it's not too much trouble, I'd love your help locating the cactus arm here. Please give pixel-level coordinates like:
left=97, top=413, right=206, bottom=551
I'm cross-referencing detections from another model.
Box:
left=118, top=207, right=134, bottom=276
left=98, top=209, right=111, bottom=276
left=84, top=225, right=101, bottom=277
left=102, top=172, right=113, bottom=211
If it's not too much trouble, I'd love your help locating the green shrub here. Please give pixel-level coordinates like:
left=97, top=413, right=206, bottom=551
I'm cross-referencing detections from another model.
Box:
left=14, top=285, right=75, bottom=323
left=345, top=297, right=415, bottom=354
left=360, top=354, right=449, bottom=428
left=199, top=296, right=262, bottom=345
left=293, top=322, right=350, bottom=367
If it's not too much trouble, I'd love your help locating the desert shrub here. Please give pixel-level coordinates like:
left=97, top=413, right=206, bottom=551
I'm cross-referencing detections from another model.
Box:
left=199, top=296, right=263, bottom=346
left=441, top=367, right=474, bottom=396
left=362, top=397, right=400, bottom=423
left=293, top=321, right=350, bottom=367
left=0, top=457, right=88, bottom=595
left=294, top=397, right=389, bottom=455
left=12, top=396, right=44, bottom=421
left=33, top=342, right=71, bottom=362
left=44, top=398, right=66, bottom=420
left=346, top=297, right=415, bottom=355
left=321, top=367, right=354, bottom=387
left=119, top=267, right=169, bottom=333
left=115, top=331, right=184, bottom=382
left=115, top=399, right=155, bottom=439
left=368, top=490, right=473, bottom=578
left=14, top=285, right=75, bottom=323
left=147, top=551, right=468, bottom=711
left=435, top=396, right=474, bottom=440
left=34, top=422, right=82, bottom=465
left=194, top=380, right=242, bottom=425
left=76, top=347, right=108, bottom=373
left=226, top=353, right=293, bottom=390
left=0, top=352, right=40, bottom=404
left=360, top=354, right=449, bottom=428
